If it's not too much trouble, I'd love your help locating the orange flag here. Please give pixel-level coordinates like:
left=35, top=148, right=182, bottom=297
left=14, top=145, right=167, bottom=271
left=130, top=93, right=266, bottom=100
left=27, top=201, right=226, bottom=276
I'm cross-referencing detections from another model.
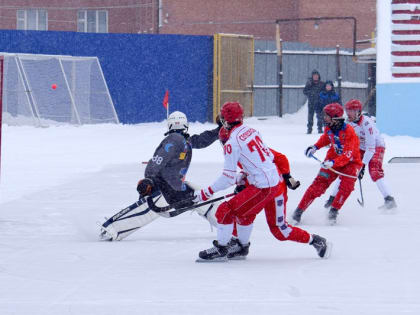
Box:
left=162, top=90, right=169, bottom=109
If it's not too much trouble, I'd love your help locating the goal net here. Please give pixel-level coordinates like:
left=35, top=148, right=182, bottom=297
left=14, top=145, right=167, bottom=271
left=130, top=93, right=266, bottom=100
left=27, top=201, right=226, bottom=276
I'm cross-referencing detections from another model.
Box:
left=0, top=56, right=3, bottom=178
left=1, top=53, right=119, bottom=126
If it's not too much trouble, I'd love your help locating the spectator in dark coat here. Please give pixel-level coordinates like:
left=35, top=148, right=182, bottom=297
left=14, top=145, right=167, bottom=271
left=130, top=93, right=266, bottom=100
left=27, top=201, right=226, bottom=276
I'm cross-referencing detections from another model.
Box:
left=319, top=80, right=341, bottom=108
left=303, top=70, right=325, bottom=134
left=318, top=80, right=341, bottom=133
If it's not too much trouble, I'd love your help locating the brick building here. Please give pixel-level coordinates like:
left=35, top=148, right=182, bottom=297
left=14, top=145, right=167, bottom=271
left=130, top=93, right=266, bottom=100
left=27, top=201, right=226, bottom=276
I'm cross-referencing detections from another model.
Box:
left=0, top=0, right=158, bottom=34
left=0, top=0, right=376, bottom=49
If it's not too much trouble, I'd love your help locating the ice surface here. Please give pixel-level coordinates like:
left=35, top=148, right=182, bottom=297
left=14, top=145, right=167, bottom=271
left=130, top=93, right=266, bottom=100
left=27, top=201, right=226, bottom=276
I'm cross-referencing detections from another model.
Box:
left=1, top=107, right=420, bottom=314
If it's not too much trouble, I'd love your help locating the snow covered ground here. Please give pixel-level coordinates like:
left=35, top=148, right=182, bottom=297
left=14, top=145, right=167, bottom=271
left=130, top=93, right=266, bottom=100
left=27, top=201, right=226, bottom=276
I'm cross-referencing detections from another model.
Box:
left=1, top=108, right=420, bottom=315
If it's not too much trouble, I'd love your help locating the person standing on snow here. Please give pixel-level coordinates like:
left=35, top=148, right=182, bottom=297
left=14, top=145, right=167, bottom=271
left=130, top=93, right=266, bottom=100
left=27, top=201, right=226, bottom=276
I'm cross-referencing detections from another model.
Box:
left=99, top=111, right=222, bottom=241
left=292, top=103, right=363, bottom=225
left=218, top=126, right=331, bottom=260
left=137, top=111, right=221, bottom=216
left=194, top=102, right=330, bottom=262
left=303, top=70, right=325, bottom=134
left=324, top=99, right=396, bottom=210
left=319, top=80, right=341, bottom=108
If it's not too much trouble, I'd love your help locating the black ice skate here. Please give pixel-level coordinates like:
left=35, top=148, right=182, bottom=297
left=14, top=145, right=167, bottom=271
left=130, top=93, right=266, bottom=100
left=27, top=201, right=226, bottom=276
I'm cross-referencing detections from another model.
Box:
left=227, top=238, right=250, bottom=260
left=292, top=208, right=304, bottom=224
left=310, top=234, right=332, bottom=259
left=328, top=208, right=339, bottom=225
left=379, top=196, right=397, bottom=210
left=196, top=240, right=228, bottom=262
left=324, top=195, right=335, bottom=208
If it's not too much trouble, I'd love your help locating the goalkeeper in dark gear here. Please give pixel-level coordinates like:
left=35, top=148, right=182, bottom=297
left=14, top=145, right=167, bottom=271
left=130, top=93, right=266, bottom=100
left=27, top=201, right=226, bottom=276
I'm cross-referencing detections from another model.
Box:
left=99, top=112, right=221, bottom=241
left=138, top=111, right=222, bottom=210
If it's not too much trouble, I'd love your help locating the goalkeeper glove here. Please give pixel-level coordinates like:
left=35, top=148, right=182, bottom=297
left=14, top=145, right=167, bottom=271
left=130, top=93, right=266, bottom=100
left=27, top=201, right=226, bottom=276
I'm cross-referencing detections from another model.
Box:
left=137, top=178, right=154, bottom=197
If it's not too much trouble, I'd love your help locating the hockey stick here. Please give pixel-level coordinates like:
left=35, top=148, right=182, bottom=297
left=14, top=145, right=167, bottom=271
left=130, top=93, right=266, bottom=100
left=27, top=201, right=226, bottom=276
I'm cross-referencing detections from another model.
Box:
left=147, top=196, right=196, bottom=213
left=310, top=154, right=358, bottom=179
left=151, top=203, right=193, bottom=218
left=147, top=193, right=236, bottom=218
left=102, top=192, right=162, bottom=228
left=311, top=154, right=364, bottom=207
left=357, top=178, right=364, bottom=207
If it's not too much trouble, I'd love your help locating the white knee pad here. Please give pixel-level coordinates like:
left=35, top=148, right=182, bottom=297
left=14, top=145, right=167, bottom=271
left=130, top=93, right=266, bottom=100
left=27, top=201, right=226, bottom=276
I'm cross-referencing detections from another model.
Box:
left=185, top=181, right=219, bottom=228
left=195, top=201, right=219, bottom=228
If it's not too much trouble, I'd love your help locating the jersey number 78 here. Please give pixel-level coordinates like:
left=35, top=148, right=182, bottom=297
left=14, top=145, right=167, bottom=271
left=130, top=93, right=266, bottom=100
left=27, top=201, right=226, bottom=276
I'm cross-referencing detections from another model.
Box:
left=247, top=136, right=270, bottom=162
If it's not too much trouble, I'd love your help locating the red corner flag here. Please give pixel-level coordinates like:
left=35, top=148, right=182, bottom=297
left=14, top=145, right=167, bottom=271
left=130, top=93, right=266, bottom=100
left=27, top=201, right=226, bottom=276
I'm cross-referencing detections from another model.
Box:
left=162, top=90, right=169, bottom=109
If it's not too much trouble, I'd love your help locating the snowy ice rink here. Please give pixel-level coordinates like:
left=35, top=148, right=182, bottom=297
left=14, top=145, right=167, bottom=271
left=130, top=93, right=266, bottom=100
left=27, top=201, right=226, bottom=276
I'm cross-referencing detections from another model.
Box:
left=1, top=109, right=420, bottom=315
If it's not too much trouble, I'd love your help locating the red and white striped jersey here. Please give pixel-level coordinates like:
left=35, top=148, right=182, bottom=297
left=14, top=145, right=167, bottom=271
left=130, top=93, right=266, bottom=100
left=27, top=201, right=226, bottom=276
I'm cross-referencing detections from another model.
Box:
left=210, top=124, right=280, bottom=192
left=349, top=115, right=385, bottom=165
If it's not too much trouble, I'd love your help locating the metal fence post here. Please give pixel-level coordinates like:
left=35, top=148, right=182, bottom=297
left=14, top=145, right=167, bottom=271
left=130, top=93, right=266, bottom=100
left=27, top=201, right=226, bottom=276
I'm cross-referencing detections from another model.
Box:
left=335, top=45, right=342, bottom=98
left=276, top=23, right=283, bottom=117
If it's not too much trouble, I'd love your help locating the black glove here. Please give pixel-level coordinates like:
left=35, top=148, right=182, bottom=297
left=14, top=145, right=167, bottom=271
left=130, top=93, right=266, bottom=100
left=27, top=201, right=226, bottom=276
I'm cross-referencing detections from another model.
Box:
left=137, top=178, right=154, bottom=196
left=282, top=173, right=301, bottom=190
left=234, top=185, right=246, bottom=194
left=358, top=164, right=365, bottom=180
left=216, top=114, right=223, bottom=128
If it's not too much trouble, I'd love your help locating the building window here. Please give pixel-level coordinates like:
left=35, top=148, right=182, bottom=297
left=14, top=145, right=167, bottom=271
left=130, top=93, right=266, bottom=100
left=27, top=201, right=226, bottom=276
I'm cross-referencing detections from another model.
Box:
left=17, top=9, right=48, bottom=31
left=77, top=10, right=108, bottom=33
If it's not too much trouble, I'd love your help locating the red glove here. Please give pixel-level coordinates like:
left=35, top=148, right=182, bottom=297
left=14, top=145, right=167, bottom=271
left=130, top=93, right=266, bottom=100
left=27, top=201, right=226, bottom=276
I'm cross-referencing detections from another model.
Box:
left=194, top=187, right=214, bottom=202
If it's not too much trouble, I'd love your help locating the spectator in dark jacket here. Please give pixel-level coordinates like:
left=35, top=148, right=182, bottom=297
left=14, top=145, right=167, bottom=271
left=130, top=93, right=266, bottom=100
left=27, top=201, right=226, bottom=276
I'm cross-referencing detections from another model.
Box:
left=319, top=80, right=341, bottom=108
left=303, top=70, right=325, bottom=134
left=318, top=80, right=341, bottom=133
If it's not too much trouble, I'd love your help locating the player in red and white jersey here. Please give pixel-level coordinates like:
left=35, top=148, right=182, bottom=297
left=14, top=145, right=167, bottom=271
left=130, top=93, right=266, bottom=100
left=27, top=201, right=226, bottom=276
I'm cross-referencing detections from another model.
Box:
left=324, top=99, right=396, bottom=210
left=193, top=102, right=282, bottom=262
left=292, top=103, right=363, bottom=225
left=264, top=149, right=328, bottom=255
left=226, top=144, right=330, bottom=260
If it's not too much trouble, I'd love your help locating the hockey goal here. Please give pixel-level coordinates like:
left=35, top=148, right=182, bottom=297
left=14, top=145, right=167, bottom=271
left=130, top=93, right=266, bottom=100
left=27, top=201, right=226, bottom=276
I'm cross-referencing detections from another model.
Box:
left=0, top=55, right=4, bottom=179
left=1, top=53, right=119, bottom=126
left=0, top=53, right=119, bottom=180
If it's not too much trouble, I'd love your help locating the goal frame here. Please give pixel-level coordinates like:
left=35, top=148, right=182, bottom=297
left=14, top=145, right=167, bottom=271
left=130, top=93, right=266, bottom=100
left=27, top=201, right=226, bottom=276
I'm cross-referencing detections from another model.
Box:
left=0, top=55, right=3, bottom=179
left=0, top=53, right=119, bottom=180
left=1, top=53, right=119, bottom=126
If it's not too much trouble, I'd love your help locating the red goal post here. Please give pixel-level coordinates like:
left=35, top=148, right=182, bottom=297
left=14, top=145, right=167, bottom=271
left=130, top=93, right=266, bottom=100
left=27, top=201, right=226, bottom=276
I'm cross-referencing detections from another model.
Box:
left=0, top=55, right=3, bottom=179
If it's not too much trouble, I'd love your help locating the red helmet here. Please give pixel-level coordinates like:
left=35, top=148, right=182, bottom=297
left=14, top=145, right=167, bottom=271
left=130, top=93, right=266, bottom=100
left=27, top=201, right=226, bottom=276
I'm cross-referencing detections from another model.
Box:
left=324, top=103, right=344, bottom=119
left=345, top=99, right=362, bottom=112
left=221, top=102, right=244, bottom=125
left=218, top=126, right=230, bottom=144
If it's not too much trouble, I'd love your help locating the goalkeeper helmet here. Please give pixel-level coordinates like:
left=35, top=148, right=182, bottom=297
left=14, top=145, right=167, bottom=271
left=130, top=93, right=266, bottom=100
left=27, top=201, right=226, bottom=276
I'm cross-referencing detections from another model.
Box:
left=167, top=111, right=188, bottom=132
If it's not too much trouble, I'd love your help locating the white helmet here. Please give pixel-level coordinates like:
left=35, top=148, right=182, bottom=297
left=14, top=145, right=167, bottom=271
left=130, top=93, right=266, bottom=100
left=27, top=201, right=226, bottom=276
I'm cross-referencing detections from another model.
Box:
left=167, top=111, right=188, bottom=132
